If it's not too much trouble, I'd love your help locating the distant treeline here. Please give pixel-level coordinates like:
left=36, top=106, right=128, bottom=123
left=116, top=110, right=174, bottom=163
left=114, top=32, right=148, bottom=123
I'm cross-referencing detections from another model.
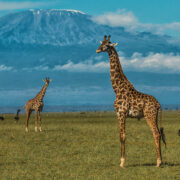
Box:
left=0, top=104, right=180, bottom=114
left=162, top=104, right=180, bottom=110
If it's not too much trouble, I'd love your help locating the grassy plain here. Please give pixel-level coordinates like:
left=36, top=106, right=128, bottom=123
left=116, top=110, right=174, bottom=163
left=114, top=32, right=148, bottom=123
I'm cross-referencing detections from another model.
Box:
left=0, top=111, right=179, bottom=180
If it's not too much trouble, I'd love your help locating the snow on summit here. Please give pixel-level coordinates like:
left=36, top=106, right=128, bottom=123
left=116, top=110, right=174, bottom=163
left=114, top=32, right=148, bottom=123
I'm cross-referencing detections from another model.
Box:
left=29, top=9, right=86, bottom=15
left=0, top=9, right=91, bottom=46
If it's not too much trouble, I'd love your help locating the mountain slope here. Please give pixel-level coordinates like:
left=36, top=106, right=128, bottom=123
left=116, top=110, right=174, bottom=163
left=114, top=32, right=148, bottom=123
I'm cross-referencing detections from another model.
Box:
left=0, top=9, right=98, bottom=46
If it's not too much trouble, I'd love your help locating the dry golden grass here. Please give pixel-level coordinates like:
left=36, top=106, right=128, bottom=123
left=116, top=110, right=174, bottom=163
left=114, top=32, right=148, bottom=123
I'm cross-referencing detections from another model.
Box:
left=0, top=111, right=179, bottom=179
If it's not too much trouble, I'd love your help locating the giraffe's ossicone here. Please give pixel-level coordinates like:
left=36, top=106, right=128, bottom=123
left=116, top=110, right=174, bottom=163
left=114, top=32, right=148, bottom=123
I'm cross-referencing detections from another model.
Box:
left=24, top=77, right=51, bottom=132
left=96, top=35, right=166, bottom=167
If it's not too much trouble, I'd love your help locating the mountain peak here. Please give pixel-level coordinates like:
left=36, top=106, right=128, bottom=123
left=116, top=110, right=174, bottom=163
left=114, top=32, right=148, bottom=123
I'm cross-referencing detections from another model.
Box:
left=29, top=9, right=86, bottom=15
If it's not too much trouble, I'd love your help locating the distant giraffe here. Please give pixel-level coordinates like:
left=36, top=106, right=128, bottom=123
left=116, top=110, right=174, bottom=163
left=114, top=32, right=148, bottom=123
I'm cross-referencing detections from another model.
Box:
left=0, top=115, right=4, bottom=120
left=25, top=78, right=50, bottom=132
left=96, top=35, right=166, bottom=167
left=14, top=109, right=21, bottom=122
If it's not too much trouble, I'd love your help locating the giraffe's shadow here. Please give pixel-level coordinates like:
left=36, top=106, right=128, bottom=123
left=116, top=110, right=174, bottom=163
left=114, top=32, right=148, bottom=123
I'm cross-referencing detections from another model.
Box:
left=128, top=162, right=180, bottom=167
left=0, top=161, right=26, bottom=166
left=164, top=162, right=180, bottom=167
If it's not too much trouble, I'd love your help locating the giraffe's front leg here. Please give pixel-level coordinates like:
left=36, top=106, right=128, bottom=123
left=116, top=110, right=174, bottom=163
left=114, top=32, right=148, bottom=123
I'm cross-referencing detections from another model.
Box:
left=117, top=111, right=126, bottom=168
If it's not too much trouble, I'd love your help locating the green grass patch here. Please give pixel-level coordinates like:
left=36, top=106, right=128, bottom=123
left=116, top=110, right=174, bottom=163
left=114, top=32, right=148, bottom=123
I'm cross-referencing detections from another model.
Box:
left=0, top=111, right=179, bottom=179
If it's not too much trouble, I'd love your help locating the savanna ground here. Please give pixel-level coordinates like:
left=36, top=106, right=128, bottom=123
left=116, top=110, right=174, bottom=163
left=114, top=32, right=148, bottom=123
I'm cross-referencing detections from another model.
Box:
left=0, top=111, right=179, bottom=180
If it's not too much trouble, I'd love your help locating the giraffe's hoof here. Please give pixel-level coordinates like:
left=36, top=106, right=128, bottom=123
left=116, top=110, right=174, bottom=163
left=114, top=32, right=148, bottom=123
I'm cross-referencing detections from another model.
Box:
left=39, top=128, right=42, bottom=132
left=156, top=159, right=162, bottom=167
left=120, top=164, right=124, bottom=168
left=120, top=158, right=125, bottom=168
left=35, top=127, right=38, bottom=132
left=25, top=128, right=28, bottom=132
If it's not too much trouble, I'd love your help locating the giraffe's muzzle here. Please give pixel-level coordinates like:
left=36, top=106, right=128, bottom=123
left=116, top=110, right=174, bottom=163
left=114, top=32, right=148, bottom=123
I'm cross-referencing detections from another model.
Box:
left=96, top=49, right=101, bottom=53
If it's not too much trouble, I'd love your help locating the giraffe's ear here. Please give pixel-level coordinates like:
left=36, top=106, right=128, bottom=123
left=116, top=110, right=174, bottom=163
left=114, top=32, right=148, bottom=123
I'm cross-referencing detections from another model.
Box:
left=100, top=41, right=103, bottom=44
left=113, top=43, right=118, bottom=46
left=110, top=43, right=118, bottom=47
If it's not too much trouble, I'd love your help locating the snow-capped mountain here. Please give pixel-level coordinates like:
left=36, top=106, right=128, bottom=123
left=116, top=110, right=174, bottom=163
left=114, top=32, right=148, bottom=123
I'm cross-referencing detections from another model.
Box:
left=0, top=9, right=179, bottom=69
left=0, top=9, right=177, bottom=50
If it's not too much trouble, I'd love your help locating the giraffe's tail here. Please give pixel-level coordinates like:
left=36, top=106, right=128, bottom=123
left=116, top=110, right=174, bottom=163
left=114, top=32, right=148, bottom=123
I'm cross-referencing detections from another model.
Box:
left=159, top=108, right=166, bottom=148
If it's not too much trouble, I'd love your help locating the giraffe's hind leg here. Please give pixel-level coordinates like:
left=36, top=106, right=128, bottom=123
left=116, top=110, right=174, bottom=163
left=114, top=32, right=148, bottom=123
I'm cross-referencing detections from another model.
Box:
left=38, top=110, right=42, bottom=132
left=35, top=110, right=38, bottom=132
left=25, top=109, right=31, bottom=132
left=144, top=107, right=162, bottom=167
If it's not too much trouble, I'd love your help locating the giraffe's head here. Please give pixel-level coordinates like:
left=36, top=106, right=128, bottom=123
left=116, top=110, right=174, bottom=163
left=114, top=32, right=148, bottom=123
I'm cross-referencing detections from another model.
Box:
left=43, top=77, right=51, bottom=85
left=96, top=35, right=118, bottom=53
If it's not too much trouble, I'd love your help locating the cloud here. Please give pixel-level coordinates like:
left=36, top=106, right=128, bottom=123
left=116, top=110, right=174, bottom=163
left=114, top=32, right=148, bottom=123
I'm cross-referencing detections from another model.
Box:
left=34, top=65, right=49, bottom=71
left=53, top=61, right=109, bottom=73
left=92, top=9, right=138, bottom=29
left=120, top=52, right=180, bottom=73
left=22, top=65, right=49, bottom=72
left=51, top=52, right=180, bottom=73
left=136, top=85, right=180, bottom=92
left=92, top=9, right=180, bottom=37
left=18, top=52, right=180, bottom=74
left=0, top=64, right=13, bottom=71
left=0, top=1, right=49, bottom=10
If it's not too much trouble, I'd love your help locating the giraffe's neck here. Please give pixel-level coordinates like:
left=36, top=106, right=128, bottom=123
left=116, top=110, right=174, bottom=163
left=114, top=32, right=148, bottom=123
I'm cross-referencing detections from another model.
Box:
left=35, top=83, right=48, bottom=101
left=108, top=47, right=128, bottom=90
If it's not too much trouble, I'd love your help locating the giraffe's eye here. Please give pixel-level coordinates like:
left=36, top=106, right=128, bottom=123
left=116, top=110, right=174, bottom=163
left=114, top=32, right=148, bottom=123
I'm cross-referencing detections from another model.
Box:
left=105, top=44, right=110, bottom=48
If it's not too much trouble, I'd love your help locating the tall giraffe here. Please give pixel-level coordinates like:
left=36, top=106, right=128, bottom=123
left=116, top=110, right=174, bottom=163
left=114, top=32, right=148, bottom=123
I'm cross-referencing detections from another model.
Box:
left=25, top=78, right=50, bottom=132
left=96, top=35, right=166, bottom=167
